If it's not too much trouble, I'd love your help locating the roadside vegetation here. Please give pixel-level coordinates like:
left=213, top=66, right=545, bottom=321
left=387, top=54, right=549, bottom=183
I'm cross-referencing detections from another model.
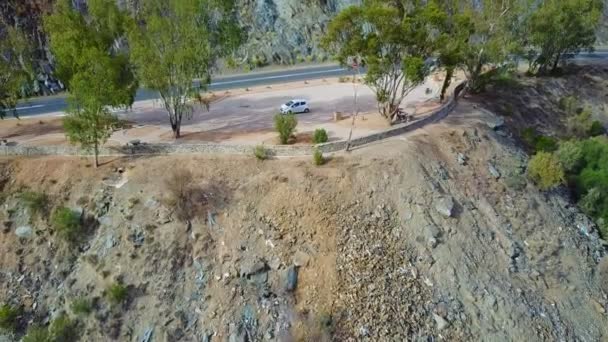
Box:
left=274, top=113, right=298, bottom=144
left=525, top=95, right=608, bottom=237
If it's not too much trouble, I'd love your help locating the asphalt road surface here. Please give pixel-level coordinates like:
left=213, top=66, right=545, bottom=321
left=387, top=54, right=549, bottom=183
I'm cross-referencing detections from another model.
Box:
left=14, top=65, right=351, bottom=118
left=14, top=50, right=608, bottom=118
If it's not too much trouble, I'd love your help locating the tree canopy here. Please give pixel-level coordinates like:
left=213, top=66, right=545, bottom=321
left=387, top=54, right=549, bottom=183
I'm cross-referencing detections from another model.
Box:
left=528, top=0, right=603, bottom=73
left=45, top=0, right=136, bottom=167
left=128, top=0, right=242, bottom=138
left=0, top=27, right=35, bottom=118
left=323, top=0, right=445, bottom=122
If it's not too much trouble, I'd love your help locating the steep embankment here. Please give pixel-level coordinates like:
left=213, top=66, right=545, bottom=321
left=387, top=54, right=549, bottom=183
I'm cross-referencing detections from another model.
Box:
left=1, top=81, right=608, bottom=340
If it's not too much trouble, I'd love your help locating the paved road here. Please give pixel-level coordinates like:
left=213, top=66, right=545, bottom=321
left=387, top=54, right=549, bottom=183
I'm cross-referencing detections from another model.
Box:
left=14, top=50, right=608, bottom=118
left=14, top=65, right=351, bottom=118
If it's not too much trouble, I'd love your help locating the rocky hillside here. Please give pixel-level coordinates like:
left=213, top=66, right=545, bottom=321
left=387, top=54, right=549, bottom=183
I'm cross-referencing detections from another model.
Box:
left=1, top=72, right=608, bottom=340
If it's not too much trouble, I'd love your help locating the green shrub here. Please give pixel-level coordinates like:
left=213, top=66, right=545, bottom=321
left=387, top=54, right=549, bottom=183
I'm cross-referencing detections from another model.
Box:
left=253, top=145, right=268, bottom=160
left=22, top=325, right=49, bottom=342
left=313, top=149, right=324, bottom=166
left=558, top=95, right=579, bottom=114
left=106, top=283, right=128, bottom=305
left=521, top=127, right=537, bottom=148
left=534, top=135, right=558, bottom=152
left=555, top=140, right=584, bottom=172
left=48, top=314, right=79, bottom=342
left=274, top=113, right=298, bottom=144
left=0, top=304, right=19, bottom=331
left=312, top=129, right=328, bottom=144
left=20, top=191, right=49, bottom=218
left=589, top=121, right=605, bottom=137
left=305, top=55, right=314, bottom=63
left=527, top=151, right=564, bottom=190
left=52, top=207, right=82, bottom=243
left=338, top=76, right=350, bottom=83
left=70, top=297, right=92, bottom=315
left=567, top=108, right=595, bottom=138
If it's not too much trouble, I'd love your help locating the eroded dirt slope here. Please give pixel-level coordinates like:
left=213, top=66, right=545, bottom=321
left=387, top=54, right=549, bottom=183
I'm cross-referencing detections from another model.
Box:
left=0, top=101, right=607, bottom=341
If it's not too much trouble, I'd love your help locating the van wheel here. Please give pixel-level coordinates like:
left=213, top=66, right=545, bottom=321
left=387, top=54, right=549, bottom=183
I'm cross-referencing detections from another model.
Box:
left=304, top=108, right=310, bottom=113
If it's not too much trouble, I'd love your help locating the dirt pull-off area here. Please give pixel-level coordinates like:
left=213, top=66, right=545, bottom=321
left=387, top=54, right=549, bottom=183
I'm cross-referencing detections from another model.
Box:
left=0, top=96, right=607, bottom=341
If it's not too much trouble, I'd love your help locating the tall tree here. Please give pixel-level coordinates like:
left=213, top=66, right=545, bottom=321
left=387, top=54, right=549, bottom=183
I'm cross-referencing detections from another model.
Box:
left=128, top=0, right=241, bottom=139
left=45, top=0, right=136, bottom=167
left=0, top=27, right=35, bottom=118
left=528, top=0, right=603, bottom=74
left=322, top=1, right=444, bottom=123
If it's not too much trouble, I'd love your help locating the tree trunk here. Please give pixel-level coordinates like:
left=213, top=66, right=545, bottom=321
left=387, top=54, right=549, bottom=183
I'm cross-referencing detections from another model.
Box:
left=94, top=141, right=99, bottom=168
left=440, top=67, right=454, bottom=102
left=551, top=54, right=560, bottom=73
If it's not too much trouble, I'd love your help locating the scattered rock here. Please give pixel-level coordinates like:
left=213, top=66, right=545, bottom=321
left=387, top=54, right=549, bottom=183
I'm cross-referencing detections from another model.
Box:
left=457, top=153, right=467, bottom=166
left=433, top=313, right=449, bottom=331
left=488, top=163, right=501, bottom=179
left=129, top=139, right=141, bottom=146
left=286, top=266, right=298, bottom=292
left=486, top=116, right=505, bottom=130
left=293, top=251, right=310, bottom=267
left=435, top=197, right=455, bottom=218
left=15, top=225, right=33, bottom=239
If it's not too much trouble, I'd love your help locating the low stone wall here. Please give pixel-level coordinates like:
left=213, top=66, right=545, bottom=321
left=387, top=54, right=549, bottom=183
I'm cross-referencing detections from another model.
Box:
left=1, top=83, right=464, bottom=158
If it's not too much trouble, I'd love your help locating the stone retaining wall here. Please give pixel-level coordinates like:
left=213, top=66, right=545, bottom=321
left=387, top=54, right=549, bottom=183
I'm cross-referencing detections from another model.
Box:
left=1, top=83, right=464, bottom=158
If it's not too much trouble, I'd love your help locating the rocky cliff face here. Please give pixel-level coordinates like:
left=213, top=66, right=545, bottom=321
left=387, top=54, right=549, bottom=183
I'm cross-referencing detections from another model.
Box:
left=234, top=0, right=360, bottom=66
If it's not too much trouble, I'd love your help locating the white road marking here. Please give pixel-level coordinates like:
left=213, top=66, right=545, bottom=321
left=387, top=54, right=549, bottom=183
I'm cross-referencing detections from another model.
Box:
left=209, top=68, right=347, bottom=86
left=15, top=104, right=45, bottom=110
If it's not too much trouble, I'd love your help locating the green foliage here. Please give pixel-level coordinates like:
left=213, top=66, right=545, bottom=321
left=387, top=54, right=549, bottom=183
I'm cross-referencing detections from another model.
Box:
left=521, top=128, right=558, bottom=152
left=45, top=0, right=136, bottom=167
left=51, top=207, right=82, bottom=243
left=555, top=140, right=584, bottom=172
left=128, top=0, right=242, bottom=138
left=435, top=0, right=522, bottom=93
left=322, top=1, right=441, bottom=121
left=274, top=114, right=298, bottom=144
left=528, top=0, right=603, bottom=73
left=569, top=137, right=608, bottom=235
left=312, top=129, right=328, bottom=144
left=253, top=145, right=268, bottom=160
left=528, top=151, right=565, bottom=190
left=0, top=27, right=34, bottom=119
left=589, top=121, right=605, bottom=137
left=48, top=314, right=79, bottom=342
left=534, top=136, right=559, bottom=153
left=22, top=325, right=50, bottom=342
left=20, top=191, right=49, bottom=218
left=106, top=283, right=128, bottom=305
left=567, top=108, right=597, bottom=138
left=70, top=297, right=92, bottom=316
left=0, top=304, right=19, bottom=331
left=558, top=96, right=579, bottom=114
left=313, top=149, right=324, bottom=166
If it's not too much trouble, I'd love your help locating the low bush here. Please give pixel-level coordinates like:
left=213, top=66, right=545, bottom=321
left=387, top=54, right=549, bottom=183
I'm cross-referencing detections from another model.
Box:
left=52, top=207, right=82, bottom=243
left=274, top=113, right=298, bottom=144
left=106, top=283, right=128, bottom=305
left=20, top=191, right=49, bottom=218
left=589, top=121, right=605, bottom=137
left=313, top=149, right=324, bottom=166
left=555, top=140, right=583, bottom=173
left=22, top=325, right=49, bottom=342
left=48, top=314, right=79, bottom=342
left=312, top=129, right=328, bottom=144
left=527, top=151, right=564, bottom=190
left=70, top=297, right=92, bottom=315
left=0, top=304, right=19, bottom=331
left=534, top=135, right=558, bottom=152
left=253, top=145, right=268, bottom=160
left=164, top=169, right=208, bottom=222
